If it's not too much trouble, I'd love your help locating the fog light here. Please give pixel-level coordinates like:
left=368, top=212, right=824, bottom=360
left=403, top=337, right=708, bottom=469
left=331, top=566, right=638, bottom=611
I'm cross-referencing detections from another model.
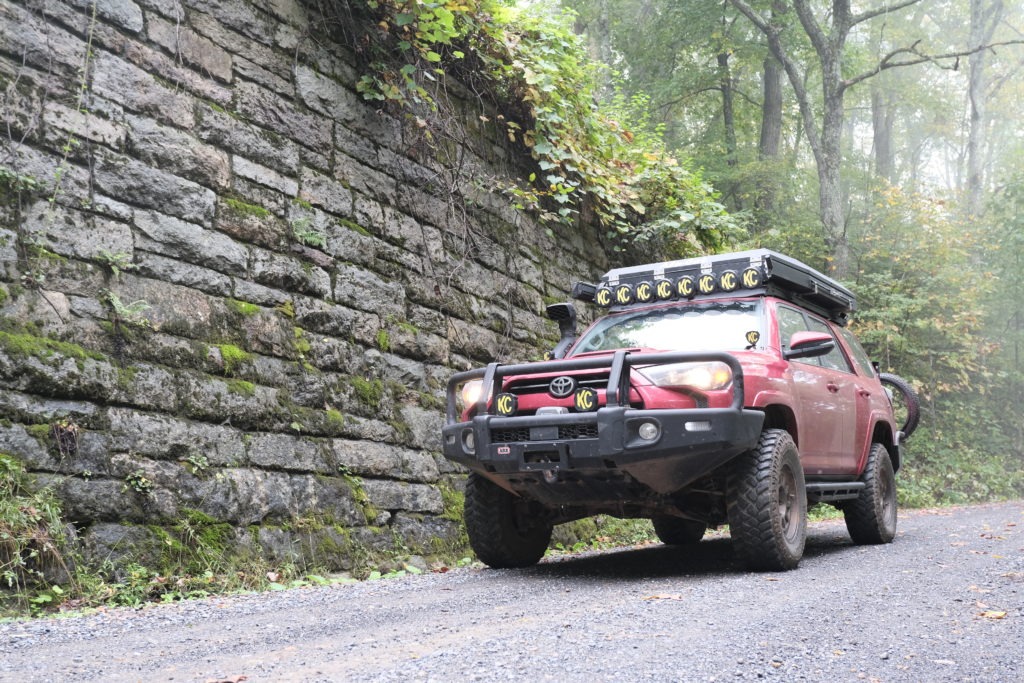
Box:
left=638, top=421, right=660, bottom=441
left=463, top=429, right=476, bottom=454
left=685, top=421, right=712, bottom=432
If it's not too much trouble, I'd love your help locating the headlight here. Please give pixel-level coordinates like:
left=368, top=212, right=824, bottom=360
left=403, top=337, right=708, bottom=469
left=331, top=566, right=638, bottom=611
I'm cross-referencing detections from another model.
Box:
left=638, top=361, right=733, bottom=391
left=460, top=379, right=485, bottom=408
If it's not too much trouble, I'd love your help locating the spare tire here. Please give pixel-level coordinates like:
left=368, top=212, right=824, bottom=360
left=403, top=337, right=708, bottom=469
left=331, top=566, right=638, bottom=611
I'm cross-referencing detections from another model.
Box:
left=879, top=373, right=921, bottom=438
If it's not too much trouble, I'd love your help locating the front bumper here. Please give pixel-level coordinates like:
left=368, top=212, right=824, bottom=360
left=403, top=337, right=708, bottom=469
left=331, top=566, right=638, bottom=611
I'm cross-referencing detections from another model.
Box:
left=442, top=350, right=765, bottom=497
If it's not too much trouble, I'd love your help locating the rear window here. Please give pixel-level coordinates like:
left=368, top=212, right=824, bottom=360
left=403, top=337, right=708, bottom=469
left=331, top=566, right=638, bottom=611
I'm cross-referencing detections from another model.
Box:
left=571, top=300, right=763, bottom=354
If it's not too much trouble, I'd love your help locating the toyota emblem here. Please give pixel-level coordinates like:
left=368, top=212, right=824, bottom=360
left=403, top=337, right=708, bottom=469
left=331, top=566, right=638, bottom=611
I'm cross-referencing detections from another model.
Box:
left=549, top=376, right=577, bottom=398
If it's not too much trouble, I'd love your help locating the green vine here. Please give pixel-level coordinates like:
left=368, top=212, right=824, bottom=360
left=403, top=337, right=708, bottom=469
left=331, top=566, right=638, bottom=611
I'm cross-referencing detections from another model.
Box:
left=338, top=0, right=739, bottom=256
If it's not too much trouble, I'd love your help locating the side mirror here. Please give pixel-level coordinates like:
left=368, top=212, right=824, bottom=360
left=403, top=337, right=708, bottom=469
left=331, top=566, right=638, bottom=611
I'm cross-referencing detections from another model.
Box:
left=784, top=330, right=835, bottom=361
left=546, top=302, right=578, bottom=360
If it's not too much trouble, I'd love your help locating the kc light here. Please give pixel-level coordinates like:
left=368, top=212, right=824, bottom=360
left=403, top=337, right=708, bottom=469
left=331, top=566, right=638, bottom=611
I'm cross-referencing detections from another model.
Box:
left=639, top=361, right=733, bottom=391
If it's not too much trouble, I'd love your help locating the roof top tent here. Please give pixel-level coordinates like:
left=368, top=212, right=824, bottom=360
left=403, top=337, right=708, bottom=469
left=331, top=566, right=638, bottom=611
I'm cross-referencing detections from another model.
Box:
left=573, top=249, right=856, bottom=326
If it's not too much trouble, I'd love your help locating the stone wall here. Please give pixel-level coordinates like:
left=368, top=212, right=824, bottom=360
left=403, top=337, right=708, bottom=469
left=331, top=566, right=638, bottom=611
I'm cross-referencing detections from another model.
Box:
left=0, top=0, right=610, bottom=572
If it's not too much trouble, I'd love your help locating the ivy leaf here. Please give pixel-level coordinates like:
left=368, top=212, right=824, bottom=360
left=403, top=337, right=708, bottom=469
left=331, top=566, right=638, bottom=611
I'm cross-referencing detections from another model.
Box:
left=395, top=13, right=415, bottom=26
left=425, top=51, right=442, bottom=63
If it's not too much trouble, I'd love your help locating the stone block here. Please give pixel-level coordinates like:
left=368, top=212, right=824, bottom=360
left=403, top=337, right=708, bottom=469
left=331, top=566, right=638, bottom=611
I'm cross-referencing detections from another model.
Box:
left=293, top=298, right=380, bottom=346
left=92, top=52, right=195, bottom=129
left=246, top=432, right=332, bottom=473
left=196, top=102, right=301, bottom=176
left=233, top=155, right=299, bottom=196
left=361, top=479, right=443, bottom=514
left=95, top=152, right=215, bottom=225
left=298, top=167, right=352, bottom=217
left=294, top=64, right=363, bottom=125
left=21, top=200, right=134, bottom=262
left=134, top=210, right=248, bottom=275
left=134, top=251, right=234, bottom=297
left=147, top=15, right=233, bottom=82
left=67, top=0, right=144, bottom=33
left=43, top=101, right=127, bottom=149
left=234, top=54, right=294, bottom=97
left=107, top=407, right=246, bottom=465
left=251, top=248, right=331, bottom=299
left=234, top=81, right=332, bottom=151
left=126, top=114, right=231, bottom=190
left=333, top=263, right=405, bottom=319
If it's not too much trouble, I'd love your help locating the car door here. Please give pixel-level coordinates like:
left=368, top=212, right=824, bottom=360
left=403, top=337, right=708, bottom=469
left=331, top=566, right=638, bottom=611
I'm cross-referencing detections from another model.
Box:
left=777, top=304, right=856, bottom=475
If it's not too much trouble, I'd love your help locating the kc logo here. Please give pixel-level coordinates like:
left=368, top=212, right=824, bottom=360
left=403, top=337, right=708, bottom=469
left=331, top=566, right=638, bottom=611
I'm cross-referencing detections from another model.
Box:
left=636, top=282, right=653, bottom=302
left=496, top=393, right=518, bottom=416
left=677, top=276, right=695, bottom=298
left=655, top=279, right=673, bottom=300
left=574, top=387, right=597, bottom=412
left=720, top=270, right=737, bottom=291
left=595, top=287, right=612, bottom=307
left=615, top=284, right=633, bottom=305
left=699, top=274, right=716, bottom=294
left=742, top=267, right=762, bottom=288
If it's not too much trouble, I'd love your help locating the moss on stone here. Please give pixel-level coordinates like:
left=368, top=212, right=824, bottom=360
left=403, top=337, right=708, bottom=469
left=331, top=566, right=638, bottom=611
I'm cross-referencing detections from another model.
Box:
left=375, top=329, right=390, bottom=352
left=0, top=284, right=8, bottom=306
left=226, top=298, right=260, bottom=317
left=226, top=379, right=256, bottom=397
left=217, top=343, right=252, bottom=376
left=223, top=197, right=271, bottom=219
left=337, top=217, right=371, bottom=237
left=348, top=376, right=385, bottom=411
left=0, top=329, right=105, bottom=364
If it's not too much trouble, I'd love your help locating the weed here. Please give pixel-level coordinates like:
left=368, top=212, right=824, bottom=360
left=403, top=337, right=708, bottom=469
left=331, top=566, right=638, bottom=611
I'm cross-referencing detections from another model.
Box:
left=123, top=470, right=154, bottom=496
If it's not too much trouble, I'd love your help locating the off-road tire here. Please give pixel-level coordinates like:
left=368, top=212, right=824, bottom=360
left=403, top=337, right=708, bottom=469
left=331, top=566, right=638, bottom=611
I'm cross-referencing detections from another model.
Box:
left=843, top=443, right=898, bottom=544
left=727, top=429, right=807, bottom=571
left=652, top=516, right=706, bottom=545
left=464, top=472, right=552, bottom=568
left=879, top=373, right=920, bottom=438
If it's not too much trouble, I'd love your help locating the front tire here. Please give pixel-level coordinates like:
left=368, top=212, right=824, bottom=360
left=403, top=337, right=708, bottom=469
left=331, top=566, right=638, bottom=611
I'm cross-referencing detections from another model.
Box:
left=844, top=443, right=897, bottom=544
left=652, top=516, right=706, bottom=545
left=464, top=473, right=552, bottom=568
left=727, top=429, right=807, bottom=571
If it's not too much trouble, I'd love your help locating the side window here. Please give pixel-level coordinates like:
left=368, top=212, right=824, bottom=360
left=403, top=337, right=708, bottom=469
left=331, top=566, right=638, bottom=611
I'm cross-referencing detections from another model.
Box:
left=805, top=317, right=853, bottom=373
left=777, top=305, right=808, bottom=355
left=837, top=326, right=876, bottom=377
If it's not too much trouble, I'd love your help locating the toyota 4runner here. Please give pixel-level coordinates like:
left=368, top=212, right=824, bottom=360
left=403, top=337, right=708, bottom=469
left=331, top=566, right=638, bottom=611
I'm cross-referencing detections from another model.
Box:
left=442, top=249, right=917, bottom=571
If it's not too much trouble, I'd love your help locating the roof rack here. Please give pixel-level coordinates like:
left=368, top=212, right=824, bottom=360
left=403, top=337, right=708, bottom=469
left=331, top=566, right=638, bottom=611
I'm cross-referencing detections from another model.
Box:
left=572, top=249, right=855, bottom=326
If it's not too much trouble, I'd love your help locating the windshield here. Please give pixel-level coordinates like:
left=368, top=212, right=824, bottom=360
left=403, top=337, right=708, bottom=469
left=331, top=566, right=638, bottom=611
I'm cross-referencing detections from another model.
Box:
left=571, top=300, right=763, bottom=354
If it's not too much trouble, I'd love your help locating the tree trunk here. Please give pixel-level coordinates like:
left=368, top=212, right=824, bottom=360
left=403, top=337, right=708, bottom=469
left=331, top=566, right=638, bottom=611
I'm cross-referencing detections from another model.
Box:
left=759, top=56, right=783, bottom=161
left=965, top=0, right=1004, bottom=216
left=871, top=83, right=895, bottom=182
left=718, top=52, right=738, bottom=167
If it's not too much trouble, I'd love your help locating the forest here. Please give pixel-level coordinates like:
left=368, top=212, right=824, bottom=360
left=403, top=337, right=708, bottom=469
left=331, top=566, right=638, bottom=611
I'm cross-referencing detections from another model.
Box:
left=353, top=0, right=1024, bottom=505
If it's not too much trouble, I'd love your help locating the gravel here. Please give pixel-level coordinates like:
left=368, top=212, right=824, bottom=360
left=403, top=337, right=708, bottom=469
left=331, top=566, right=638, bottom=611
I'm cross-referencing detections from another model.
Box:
left=2, top=501, right=1022, bottom=682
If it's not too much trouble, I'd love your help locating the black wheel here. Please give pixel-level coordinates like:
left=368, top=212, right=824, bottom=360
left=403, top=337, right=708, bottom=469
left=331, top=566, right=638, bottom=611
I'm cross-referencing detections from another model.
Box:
left=652, top=516, right=706, bottom=545
left=727, top=429, right=807, bottom=571
left=879, top=373, right=920, bottom=438
left=464, top=473, right=552, bottom=568
left=844, top=443, right=897, bottom=545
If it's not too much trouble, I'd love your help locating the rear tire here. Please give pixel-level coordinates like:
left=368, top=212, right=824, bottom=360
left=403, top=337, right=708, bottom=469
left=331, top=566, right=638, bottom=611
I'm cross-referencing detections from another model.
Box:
left=727, top=429, right=807, bottom=571
left=464, top=473, right=552, bottom=568
left=844, top=443, right=898, bottom=544
left=652, top=516, right=706, bottom=545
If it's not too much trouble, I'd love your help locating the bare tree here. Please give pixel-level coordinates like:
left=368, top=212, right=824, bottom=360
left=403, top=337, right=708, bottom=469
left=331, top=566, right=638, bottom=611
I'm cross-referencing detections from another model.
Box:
left=729, top=0, right=1020, bottom=277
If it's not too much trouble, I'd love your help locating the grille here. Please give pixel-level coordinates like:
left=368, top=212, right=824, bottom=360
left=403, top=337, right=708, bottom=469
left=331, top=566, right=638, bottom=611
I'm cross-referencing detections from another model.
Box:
left=505, top=373, right=610, bottom=396
left=490, top=423, right=599, bottom=443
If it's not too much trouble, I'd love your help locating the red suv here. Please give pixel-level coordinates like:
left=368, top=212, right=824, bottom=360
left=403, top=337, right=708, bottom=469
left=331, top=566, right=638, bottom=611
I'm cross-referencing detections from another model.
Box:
left=442, top=250, right=917, bottom=571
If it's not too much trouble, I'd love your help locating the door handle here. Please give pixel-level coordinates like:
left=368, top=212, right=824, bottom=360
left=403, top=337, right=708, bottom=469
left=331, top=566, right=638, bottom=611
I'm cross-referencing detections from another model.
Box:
left=827, top=382, right=840, bottom=393
left=858, top=388, right=872, bottom=398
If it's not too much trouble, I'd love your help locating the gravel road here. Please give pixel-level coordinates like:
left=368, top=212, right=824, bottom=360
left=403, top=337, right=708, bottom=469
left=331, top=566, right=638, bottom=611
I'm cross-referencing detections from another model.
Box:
left=2, top=501, right=1022, bottom=683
